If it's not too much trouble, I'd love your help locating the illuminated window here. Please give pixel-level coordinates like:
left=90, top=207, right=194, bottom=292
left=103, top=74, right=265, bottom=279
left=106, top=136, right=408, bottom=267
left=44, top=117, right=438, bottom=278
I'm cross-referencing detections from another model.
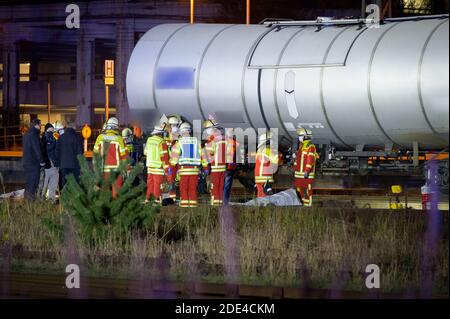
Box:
left=403, top=0, right=432, bottom=14
left=20, top=63, right=30, bottom=82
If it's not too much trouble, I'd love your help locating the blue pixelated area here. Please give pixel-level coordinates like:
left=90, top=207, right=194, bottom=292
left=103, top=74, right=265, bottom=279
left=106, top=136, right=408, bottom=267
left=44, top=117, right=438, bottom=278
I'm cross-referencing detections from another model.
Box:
left=155, top=67, right=195, bottom=89
left=181, top=142, right=200, bottom=160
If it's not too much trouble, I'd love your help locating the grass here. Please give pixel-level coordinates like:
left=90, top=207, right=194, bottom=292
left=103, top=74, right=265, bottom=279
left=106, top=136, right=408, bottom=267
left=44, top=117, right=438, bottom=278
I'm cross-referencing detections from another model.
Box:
left=0, top=200, right=448, bottom=296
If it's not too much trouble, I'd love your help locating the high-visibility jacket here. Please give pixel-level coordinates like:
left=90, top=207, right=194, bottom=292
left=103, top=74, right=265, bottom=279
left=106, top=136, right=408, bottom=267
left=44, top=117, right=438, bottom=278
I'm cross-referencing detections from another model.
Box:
left=93, top=130, right=128, bottom=172
left=170, top=136, right=205, bottom=176
left=254, top=146, right=279, bottom=184
left=294, top=140, right=318, bottom=179
left=166, top=132, right=179, bottom=149
left=144, top=135, right=170, bottom=175
left=225, top=137, right=238, bottom=170
left=226, top=137, right=239, bottom=171
left=203, top=133, right=228, bottom=173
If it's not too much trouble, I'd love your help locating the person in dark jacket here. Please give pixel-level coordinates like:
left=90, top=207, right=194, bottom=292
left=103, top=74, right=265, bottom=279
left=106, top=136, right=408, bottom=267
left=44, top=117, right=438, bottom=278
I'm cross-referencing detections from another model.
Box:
left=22, top=118, right=45, bottom=200
left=41, top=123, right=59, bottom=202
left=56, top=122, right=83, bottom=187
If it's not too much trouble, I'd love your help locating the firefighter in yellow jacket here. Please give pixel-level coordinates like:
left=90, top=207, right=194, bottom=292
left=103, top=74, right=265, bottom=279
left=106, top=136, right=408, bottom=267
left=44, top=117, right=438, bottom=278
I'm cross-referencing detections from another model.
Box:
left=93, top=117, right=128, bottom=198
left=143, top=123, right=170, bottom=204
left=254, top=132, right=279, bottom=198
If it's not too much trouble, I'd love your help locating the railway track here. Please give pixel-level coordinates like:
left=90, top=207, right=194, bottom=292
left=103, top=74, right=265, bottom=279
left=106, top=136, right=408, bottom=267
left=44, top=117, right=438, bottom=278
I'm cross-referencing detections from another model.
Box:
left=0, top=272, right=433, bottom=299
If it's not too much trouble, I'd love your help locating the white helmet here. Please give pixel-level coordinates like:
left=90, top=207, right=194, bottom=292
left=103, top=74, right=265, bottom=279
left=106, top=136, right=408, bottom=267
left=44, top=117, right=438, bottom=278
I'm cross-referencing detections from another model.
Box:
left=122, top=127, right=133, bottom=138
left=106, top=117, right=119, bottom=129
left=168, top=115, right=181, bottom=126
left=179, top=122, right=192, bottom=134
left=258, top=132, right=273, bottom=146
left=53, top=121, right=64, bottom=132
left=152, top=122, right=167, bottom=135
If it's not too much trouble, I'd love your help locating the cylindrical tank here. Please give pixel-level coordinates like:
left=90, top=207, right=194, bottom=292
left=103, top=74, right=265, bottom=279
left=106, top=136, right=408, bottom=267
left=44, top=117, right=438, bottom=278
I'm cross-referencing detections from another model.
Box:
left=126, top=16, right=449, bottom=150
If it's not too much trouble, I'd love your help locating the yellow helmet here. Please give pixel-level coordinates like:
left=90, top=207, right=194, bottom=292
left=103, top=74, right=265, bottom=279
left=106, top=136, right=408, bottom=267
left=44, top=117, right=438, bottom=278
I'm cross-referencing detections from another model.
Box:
left=203, top=119, right=219, bottom=129
left=297, top=127, right=312, bottom=138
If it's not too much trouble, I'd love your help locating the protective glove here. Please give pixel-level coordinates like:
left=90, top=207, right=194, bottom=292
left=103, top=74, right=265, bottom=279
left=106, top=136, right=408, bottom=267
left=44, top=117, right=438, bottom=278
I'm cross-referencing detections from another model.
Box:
left=304, top=172, right=309, bottom=179
left=167, top=167, right=173, bottom=176
left=203, top=169, right=210, bottom=177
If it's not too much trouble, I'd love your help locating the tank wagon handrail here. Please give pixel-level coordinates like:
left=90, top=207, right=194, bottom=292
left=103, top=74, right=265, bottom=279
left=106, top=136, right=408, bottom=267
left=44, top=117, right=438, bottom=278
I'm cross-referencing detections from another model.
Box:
left=264, top=18, right=379, bottom=27
left=258, top=18, right=294, bottom=24
left=263, top=14, right=449, bottom=27
left=384, top=14, right=449, bottom=22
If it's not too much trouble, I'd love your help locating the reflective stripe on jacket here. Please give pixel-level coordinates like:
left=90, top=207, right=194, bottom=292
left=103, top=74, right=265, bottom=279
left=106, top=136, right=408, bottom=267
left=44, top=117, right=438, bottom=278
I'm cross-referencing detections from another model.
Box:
left=294, top=141, right=318, bottom=179
left=254, top=146, right=278, bottom=184
left=144, top=135, right=169, bottom=174
left=93, top=130, right=128, bottom=172
left=170, top=136, right=204, bottom=167
left=203, top=134, right=228, bottom=173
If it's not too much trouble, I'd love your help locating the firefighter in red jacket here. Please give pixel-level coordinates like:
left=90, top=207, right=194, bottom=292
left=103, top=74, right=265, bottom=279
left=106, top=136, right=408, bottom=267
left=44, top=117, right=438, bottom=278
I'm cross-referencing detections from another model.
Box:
left=203, top=119, right=228, bottom=206
left=143, top=123, right=171, bottom=204
left=293, top=128, right=318, bottom=206
left=166, top=115, right=182, bottom=201
left=93, top=117, right=128, bottom=198
left=254, top=132, right=279, bottom=198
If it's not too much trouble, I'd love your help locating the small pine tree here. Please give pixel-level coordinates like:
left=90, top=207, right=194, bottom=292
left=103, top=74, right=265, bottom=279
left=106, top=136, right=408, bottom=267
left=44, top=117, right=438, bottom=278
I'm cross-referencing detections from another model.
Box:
left=60, top=153, right=159, bottom=243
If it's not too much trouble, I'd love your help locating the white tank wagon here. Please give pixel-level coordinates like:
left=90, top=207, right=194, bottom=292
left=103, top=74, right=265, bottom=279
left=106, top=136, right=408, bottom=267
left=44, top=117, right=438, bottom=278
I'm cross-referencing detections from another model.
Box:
left=127, top=15, right=449, bottom=153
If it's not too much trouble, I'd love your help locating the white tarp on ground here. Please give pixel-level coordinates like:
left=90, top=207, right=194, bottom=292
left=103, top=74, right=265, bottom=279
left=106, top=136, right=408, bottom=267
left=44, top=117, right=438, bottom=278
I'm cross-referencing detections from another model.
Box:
left=0, top=189, right=24, bottom=199
left=244, top=189, right=302, bottom=207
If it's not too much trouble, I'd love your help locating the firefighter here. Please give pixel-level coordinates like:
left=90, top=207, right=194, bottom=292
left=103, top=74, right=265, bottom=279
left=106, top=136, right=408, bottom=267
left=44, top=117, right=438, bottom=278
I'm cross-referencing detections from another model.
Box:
left=203, top=119, right=227, bottom=206
left=93, top=117, right=128, bottom=198
left=122, top=127, right=139, bottom=167
left=254, top=132, right=279, bottom=198
left=167, top=115, right=181, bottom=146
left=170, top=122, right=204, bottom=208
left=143, top=123, right=170, bottom=204
left=224, top=132, right=239, bottom=205
left=166, top=115, right=182, bottom=201
left=293, top=128, right=318, bottom=207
